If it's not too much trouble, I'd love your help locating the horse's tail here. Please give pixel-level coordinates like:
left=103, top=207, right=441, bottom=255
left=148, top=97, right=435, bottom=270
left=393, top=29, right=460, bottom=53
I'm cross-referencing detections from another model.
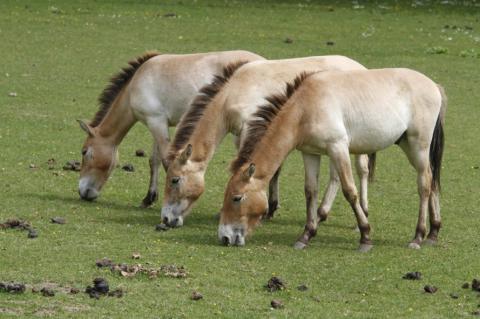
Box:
left=367, top=153, right=376, bottom=182
left=430, top=84, right=447, bottom=192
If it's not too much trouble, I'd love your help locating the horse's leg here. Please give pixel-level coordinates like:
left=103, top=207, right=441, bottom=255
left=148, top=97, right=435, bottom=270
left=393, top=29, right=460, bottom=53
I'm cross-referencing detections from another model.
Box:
left=328, top=143, right=372, bottom=252
left=317, top=159, right=339, bottom=222
left=266, top=166, right=281, bottom=219
left=355, top=154, right=369, bottom=217
left=425, top=189, right=441, bottom=244
left=141, top=119, right=170, bottom=208
left=398, top=139, right=431, bottom=249
left=294, top=153, right=321, bottom=250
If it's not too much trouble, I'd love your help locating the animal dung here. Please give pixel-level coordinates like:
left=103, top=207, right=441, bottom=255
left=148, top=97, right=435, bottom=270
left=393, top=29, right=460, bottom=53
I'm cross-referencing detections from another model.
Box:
left=424, top=285, right=438, bottom=294
left=40, top=287, right=55, bottom=297
left=27, top=229, right=38, bottom=238
left=135, top=149, right=146, bottom=157
left=191, top=291, right=203, bottom=300
left=472, top=279, right=480, bottom=292
left=402, top=272, right=422, bottom=280
left=0, top=282, right=26, bottom=294
left=297, top=284, right=308, bottom=291
left=284, top=37, right=293, bottom=44
left=96, top=258, right=114, bottom=268
left=51, top=217, right=66, bottom=224
left=266, top=276, right=286, bottom=292
left=63, top=160, right=81, bottom=171
left=462, top=282, right=470, bottom=289
left=85, top=278, right=109, bottom=299
left=326, top=41, right=335, bottom=46
left=121, top=164, right=135, bottom=172
left=155, top=223, right=169, bottom=231
left=271, top=299, right=284, bottom=309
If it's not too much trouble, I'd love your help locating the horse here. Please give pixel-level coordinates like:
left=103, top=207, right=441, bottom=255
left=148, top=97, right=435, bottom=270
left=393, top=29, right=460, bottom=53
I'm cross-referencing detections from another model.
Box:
left=218, top=68, right=446, bottom=252
left=161, top=56, right=372, bottom=228
left=77, top=50, right=264, bottom=205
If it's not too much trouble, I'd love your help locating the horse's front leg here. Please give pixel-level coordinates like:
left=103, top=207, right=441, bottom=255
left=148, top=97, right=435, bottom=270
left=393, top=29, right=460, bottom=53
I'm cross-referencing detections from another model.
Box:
left=141, top=120, right=170, bottom=208
left=266, top=166, right=281, bottom=219
left=294, top=153, right=321, bottom=250
left=329, top=143, right=372, bottom=252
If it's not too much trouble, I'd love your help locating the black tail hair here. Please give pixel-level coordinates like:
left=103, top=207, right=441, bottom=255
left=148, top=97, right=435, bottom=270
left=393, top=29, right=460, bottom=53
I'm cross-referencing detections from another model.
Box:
left=430, top=84, right=447, bottom=192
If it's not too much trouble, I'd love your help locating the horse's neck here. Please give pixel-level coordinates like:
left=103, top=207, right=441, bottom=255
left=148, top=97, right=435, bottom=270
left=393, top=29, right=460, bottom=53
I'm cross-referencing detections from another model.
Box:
left=251, top=106, right=302, bottom=183
left=97, top=92, right=136, bottom=144
left=189, top=97, right=229, bottom=163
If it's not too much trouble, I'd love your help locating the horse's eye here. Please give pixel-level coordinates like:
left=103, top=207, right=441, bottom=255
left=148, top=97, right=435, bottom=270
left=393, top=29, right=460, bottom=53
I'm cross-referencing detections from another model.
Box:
left=81, top=149, right=87, bottom=156
left=232, top=195, right=243, bottom=202
left=171, top=176, right=180, bottom=185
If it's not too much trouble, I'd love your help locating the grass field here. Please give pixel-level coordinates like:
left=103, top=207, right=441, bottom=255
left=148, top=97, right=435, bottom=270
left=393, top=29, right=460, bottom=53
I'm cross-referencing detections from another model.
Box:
left=1, top=0, right=480, bottom=318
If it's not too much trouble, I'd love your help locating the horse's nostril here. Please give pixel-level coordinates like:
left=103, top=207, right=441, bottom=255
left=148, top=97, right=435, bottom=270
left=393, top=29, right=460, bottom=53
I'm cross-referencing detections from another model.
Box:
left=163, top=216, right=169, bottom=224
left=222, top=236, right=230, bottom=246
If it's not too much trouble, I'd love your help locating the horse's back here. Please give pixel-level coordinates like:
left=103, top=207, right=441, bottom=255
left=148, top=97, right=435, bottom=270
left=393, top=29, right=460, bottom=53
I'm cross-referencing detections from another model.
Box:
left=126, top=51, right=264, bottom=125
left=299, top=68, right=442, bottom=154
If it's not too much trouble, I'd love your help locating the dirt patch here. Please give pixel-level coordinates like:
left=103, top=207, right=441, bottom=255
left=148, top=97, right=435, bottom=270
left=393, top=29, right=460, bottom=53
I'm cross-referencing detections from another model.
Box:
left=0, top=307, right=24, bottom=315
left=96, top=258, right=187, bottom=279
left=32, top=308, right=56, bottom=317
left=63, top=304, right=90, bottom=313
left=266, top=277, right=286, bottom=292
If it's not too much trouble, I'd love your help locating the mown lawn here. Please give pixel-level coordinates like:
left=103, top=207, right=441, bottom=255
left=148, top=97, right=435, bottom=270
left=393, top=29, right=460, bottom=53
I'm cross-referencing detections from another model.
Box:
left=1, top=1, right=479, bottom=318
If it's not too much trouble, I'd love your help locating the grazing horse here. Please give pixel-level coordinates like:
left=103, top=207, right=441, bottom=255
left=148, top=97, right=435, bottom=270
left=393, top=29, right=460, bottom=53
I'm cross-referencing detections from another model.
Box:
left=218, top=69, right=446, bottom=252
left=161, top=56, right=371, bottom=228
left=77, top=50, right=264, bottom=204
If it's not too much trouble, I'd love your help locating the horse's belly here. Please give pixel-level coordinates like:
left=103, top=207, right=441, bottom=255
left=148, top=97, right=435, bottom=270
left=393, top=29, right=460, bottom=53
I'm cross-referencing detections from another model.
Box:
left=347, top=123, right=406, bottom=154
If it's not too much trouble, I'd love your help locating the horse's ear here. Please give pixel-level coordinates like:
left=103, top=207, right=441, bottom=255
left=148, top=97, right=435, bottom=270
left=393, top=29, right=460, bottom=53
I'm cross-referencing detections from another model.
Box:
left=77, top=119, right=95, bottom=137
left=243, top=163, right=256, bottom=180
left=179, top=144, right=193, bottom=164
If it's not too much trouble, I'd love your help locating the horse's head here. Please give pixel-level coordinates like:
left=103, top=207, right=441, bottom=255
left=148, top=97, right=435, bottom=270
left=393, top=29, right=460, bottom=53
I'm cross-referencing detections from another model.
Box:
left=77, top=120, right=118, bottom=201
left=218, top=163, right=267, bottom=246
left=161, top=144, right=205, bottom=227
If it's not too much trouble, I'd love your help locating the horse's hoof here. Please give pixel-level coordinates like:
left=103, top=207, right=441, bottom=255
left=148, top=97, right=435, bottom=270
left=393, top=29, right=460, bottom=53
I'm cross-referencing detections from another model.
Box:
left=408, top=242, right=421, bottom=250
left=141, top=191, right=158, bottom=208
left=293, top=241, right=307, bottom=250
left=423, top=238, right=437, bottom=246
left=317, top=211, right=328, bottom=222
left=358, top=243, right=373, bottom=253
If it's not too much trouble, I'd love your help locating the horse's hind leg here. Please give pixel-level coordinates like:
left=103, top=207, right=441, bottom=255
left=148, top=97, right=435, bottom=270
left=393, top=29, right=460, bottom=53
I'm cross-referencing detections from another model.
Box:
left=425, top=190, right=441, bottom=244
left=142, top=119, right=170, bottom=208
left=317, top=159, right=339, bottom=222
left=328, top=143, right=372, bottom=252
left=294, top=153, right=321, bottom=250
left=355, top=154, right=369, bottom=217
left=398, top=139, right=431, bottom=249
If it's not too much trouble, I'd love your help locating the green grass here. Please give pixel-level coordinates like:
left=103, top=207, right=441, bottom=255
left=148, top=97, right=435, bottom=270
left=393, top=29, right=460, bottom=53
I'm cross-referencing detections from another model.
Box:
left=1, top=0, right=480, bottom=318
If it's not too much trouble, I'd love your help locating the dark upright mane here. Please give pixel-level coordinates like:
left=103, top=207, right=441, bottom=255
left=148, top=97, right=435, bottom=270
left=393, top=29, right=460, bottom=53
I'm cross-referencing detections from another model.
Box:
left=230, top=72, right=312, bottom=173
left=90, top=51, right=160, bottom=127
left=167, top=60, right=249, bottom=163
